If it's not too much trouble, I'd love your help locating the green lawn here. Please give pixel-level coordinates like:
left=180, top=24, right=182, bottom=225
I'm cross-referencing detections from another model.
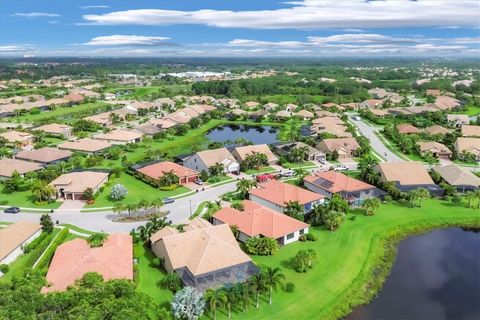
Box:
left=86, top=174, right=190, bottom=208
left=226, top=199, right=480, bottom=320
left=281, top=161, right=316, bottom=169
left=0, top=190, right=60, bottom=209
left=244, top=166, right=276, bottom=175
left=43, top=136, right=65, bottom=146
left=134, top=244, right=173, bottom=307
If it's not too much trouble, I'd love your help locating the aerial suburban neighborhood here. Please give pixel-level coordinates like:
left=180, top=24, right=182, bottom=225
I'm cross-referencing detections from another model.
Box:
left=0, top=1, right=479, bottom=320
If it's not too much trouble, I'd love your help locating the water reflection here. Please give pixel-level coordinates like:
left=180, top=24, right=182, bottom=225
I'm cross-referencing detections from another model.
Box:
left=348, top=228, right=480, bottom=320
left=206, top=125, right=279, bottom=146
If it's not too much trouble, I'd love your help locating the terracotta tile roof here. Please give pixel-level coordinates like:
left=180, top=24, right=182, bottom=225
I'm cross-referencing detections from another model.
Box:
left=304, top=171, right=375, bottom=193
left=49, top=171, right=108, bottom=193
left=232, top=144, right=278, bottom=163
left=34, top=123, right=72, bottom=135
left=250, top=180, right=324, bottom=206
left=317, top=137, right=360, bottom=153
left=461, top=125, right=480, bottom=137
left=295, top=110, right=314, bottom=118
left=0, top=158, right=43, bottom=177
left=137, top=161, right=198, bottom=180
left=58, top=138, right=112, bottom=153
left=417, top=141, right=452, bottom=154
left=397, top=123, right=420, bottom=134
left=455, top=137, right=480, bottom=156
left=375, top=162, right=434, bottom=185
left=151, top=222, right=251, bottom=276
left=195, top=147, right=238, bottom=168
left=64, top=93, right=84, bottom=103
left=214, top=200, right=309, bottom=239
left=434, top=96, right=460, bottom=110
left=15, top=147, right=72, bottom=164
left=424, top=125, right=452, bottom=135
left=42, top=233, right=133, bottom=293
left=0, top=130, right=32, bottom=143
left=93, top=129, right=143, bottom=142
left=0, top=222, right=41, bottom=261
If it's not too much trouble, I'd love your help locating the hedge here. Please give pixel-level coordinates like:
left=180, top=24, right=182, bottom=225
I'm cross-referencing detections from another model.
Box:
left=23, top=232, right=50, bottom=253
left=35, top=228, right=70, bottom=274
left=23, top=232, right=55, bottom=268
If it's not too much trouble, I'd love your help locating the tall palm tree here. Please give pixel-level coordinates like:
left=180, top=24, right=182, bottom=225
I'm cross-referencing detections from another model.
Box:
left=309, top=204, right=325, bottom=225
left=231, top=201, right=245, bottom=211
left=263, top=266, right=286, bottom=305
left=224, top=286, right=238, bottom=318
left=284, top=201, right=304, bottom=221
left=249, top=272, right=267, bottom=308
left=362, top=197, right=381, bottom=216
left=236, top=179, right=256, bottom=199
left=293, top=168, right=309, bottom=181
left=204, top=287, right=228, bottom=320
left=234, top=282, right=250, bottom=313
left=466, top=191, right=476, bottom=208
left=112, top=203, right=124, bottom=214
left=415, top=188, right=430, bottom=208
left=475, top=190, right=480, bottom=209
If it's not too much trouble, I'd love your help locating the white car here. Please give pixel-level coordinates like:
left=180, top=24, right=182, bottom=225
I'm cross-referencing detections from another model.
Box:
left=351, top=115, right=361, bottom=121
left=333, top=165, right=349, bottom=171
left=282, top=171, right=295, bottom=177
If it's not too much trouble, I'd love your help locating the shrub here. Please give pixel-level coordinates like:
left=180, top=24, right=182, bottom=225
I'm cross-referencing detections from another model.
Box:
left=24, top=233, right=55, bottom=268
left=0, top=200, right=8, bottom=205
left=292, top=249, right=318, bottom=273
left=110, top=184, right=128, bottom=200
left=283, top=282, right=295, bottom=293
left=245, top=237, right=279, bottom=256
left=159, top=184, right=178, bottom=191
left=36, top=228, right=69, bottom=273
left=23, top=232, right=49, bottom=253
left=0, top=264, right=9, bottom=274
left=299, top=235, right=307, bottom=242
left=383, top=195, right=393, bottom=203
left=152, top=258, right=161, bottom=267
left=306, top=233, right=317, bottom=241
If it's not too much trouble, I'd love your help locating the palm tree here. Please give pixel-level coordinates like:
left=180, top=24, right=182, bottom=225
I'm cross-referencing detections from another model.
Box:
left=224, top=286, right=238, bottom=318
left=112, top=202, right=124, bottom=214
left=231, top=201, right=245, bottom=211
left=87, top=233, right=108, bottom=247
left=160, top=272, right=182, bottom=293
left=466, top=191, right=476, bottom=208
left=234, top=282, right=250, bottom=312
left=31, top=181, right=56, bottom=202
left=249, top=272, right=267, bottom=308
left=204, top=287, right=228, bottom=320
left=284, top=201, right=304, bottom=221
left=209, top=163, right=225, bottom=177
left=475, top=190, right=480, bottom=209
left=158, top=170, right=179, bottom=187
left=415, top=188, right=430, bottom=208
left=263, top=266, right=286, bottom=305
left=293, top=168, right=308, bottom=181
left=236, top=179, right=256, bottom=198
left=362, top=197, right=381, bottom=216
left=309, top=204, right=325, bottom=225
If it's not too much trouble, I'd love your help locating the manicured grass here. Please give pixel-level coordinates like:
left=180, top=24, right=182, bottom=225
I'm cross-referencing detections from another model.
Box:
left=0, top=190, right=61, bottom=209
left=43, top=136, right=64, bottom=146
left=281, top=161, right=315, bottom=169
left=59, top=224, right=96, bottom=236
left=86, top=174, right=190, bottom=208
left=244, top=166, right=276, bottom=175
left=207, top=175, right=233, bottom=185
left=190, top=201, right=208, bottom=220
left=227, top=199, right=480, bottom=320
left=134, top=244, right=173, bottom=306
left=7, top=102, right=111, bottom=123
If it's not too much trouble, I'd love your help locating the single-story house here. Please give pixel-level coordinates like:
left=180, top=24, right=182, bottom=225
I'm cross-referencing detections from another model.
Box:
left=231, top=144, right=279, bottom=165
left=359, top=99, right=383, bottom=109
left=433, top=164, right=480, bottom=192
left=423, top=125, right=452, bottom=136
left=447, top=114, right=469, bottom=127
left=369, top=88, right=388, bottom=99
left=426, top=89, right=440, bottom=96
left=0, top=222, right=42, bottom=265
left=150, top=218, right=257, bottom=291
left=15, top=147, right=72, bottom=164
left=213, top=200, right=310, bottom=245
left=273, top=142, right=326, bottom=162
left=249, top=179, right=324, bottom=213
left=182, top=147, right=240, bottom=173
left=137, top=161, right=199, bottom=185
left=0, top=130, right=33, bottom=148
left=374, top=162, right=443, bottom=196
left=92, top=129, right=143, bottom=145
left=0, top=158, right=43, bottom=179
left=434, top=96, right=461, bottom=110
left=64, top=92, right=85, bottom=104
left=304, top=171, right=386, bottom=205
left=49, top=171, right=109, bottom=200
left=263, top=102, right=278, bottom=111
left=58, top=138, right=112, bottom=154
left=397, top=123, right=421, bottom=135
left=275, top=110, right=292, bottom=119
left=33, top=123, right=73, bottom=139
left=244, top=101, right=259, bottom=109
left=417, top=141, right=452, bottom=159
left=461, top=125, right=480, bottom=137
left=42, top=233, right=133, bottom=293
left=295, top=110, right=314, bottom=120
left=316, top=137, right=360, bottom=159
left=454, top=137, right=480, bottom=161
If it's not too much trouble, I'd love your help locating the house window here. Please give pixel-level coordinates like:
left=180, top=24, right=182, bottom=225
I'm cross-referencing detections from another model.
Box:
left=299, top=229, right=304, bottom=235
left=286, top=233, right=294, bottom=240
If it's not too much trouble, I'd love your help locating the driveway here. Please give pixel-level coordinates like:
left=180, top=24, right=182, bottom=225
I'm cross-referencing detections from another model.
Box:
left=57, top=200, right=86, bottom=211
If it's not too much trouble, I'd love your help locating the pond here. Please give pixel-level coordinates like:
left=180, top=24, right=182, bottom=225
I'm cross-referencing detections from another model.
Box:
left=348, top=228, right=480, bottom=320
left=206, top=124, right=280, bottom=145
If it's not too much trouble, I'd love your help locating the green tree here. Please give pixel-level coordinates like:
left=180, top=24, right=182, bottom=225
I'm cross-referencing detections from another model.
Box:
left=292, top=249, right=318, bottom=273
left=31, top=181, right=56, bottom=202
left=158, top=170, right=179, bottom=188
left=209, top=163, right=225, bottom=177
left=224, top=286, right=238, bottom=318
left=87, top=233, right=108, bottom=247
left=40, top=214, right=54, bottom=233
left=204, top=288, right=227, bottom=320
left=284, top=200, right=304, bottom=221
left=160, top=272, right=182, bottom=293
left=263, top=266, right=286, bottom=305
left=249, top=272, right=267, bottom=308
left=362, top=197, right=381, bottom=216
left=231, top=201, right=245, bottom=211
left=322, top=210, right=345, bottom=231
left=236, top=178, right=256, bottom=199
left=83, top=187, right=95, bottom=201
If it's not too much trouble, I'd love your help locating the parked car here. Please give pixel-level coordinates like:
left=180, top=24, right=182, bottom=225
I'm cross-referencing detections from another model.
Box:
left=351, top=115, right=361, bottom=121
left=319, top=159, right=328, bottom=165
left=4, top=207, right=20, bottom=214
left=282, top=171, right=295, bottom=177
left=256, top=173, right=276, bottom=183
left=163, top=198, right=175, bottom=204
left=333, top=165, right=349, bottom=171
left=194, top=179, right=204, bottom=185
left=231, top=171, right=240, bottom=176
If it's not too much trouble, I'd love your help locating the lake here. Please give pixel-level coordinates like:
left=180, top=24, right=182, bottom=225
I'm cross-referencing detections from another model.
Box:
left=348, top=228, right=480, bottom=320
left=206, top=124, right=280, bottom=145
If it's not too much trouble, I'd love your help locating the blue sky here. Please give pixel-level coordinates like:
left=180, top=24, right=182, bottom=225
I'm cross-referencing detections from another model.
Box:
left=0, top=0, right=479, bottom=57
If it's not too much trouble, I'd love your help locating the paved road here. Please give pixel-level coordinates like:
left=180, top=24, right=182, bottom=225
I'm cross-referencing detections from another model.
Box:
left=349, top=116, right=404, bottom=162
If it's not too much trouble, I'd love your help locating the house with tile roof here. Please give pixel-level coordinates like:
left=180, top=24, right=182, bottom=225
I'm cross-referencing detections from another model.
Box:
left=182, top=147, right=240, bottom=173
left=273, top=141, right=326, bottom=162
left=137, top=161, right=199, bottom=185
left=461, top=125, right=480, bottom=137
left=0, top=130, right=33, bottom=149
left=397, top=123, right=421, bottom=135
left=58, top=138, right=112, bottom=154
left=33, top=123, right=73, bottom=138
left=42, top=233, right=133, bottom=293
left=49, top=171, right=109, bottom=200
left=15, top=147, right=72, bottom=164
left=423, top=125, right=452, bottom=136
left=316, top=137, right=360, bottom=159
left=0, top=158, right=43, bottom=179
left=417, top=141, right=452, bottom=159
left=92, top=129, right=143, bottom=145
left=304, top=171, right=386, bottom=205
left=433, top=164, right=480, bottom=192
left=0, top=222, right=42, bottom=265
left=150, top=218, right=257, bottom=291
left=454, top=137, right=480, bottom=161
left=249, top=180, right=324, bottom=214
left=213, top=200, right=309, bottom=245
left=231, top=144, right=278, bottom=165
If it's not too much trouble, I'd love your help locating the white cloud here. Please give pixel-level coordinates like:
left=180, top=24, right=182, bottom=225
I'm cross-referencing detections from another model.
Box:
left=450, top=37, right=480, bottom=44
left=83, top=35, right=172, bottom=46
left=0, top=45, right=34, bottom=52
left=81, top=1, right=479, bottom=29
left=80, top=5, right=110, bottom=9
left=342, top=28, right=365, bottom=33
left=12, top=12, right=59, bottom=18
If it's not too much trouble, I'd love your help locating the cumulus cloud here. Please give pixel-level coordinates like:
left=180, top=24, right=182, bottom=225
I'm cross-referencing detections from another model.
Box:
left=83, top=35, right=172, bottom=46
left=81, top=0, right=479, bottom=29
left=12, top=12, right=59, bottom=18
left=80, top=5, right=110, bottom=9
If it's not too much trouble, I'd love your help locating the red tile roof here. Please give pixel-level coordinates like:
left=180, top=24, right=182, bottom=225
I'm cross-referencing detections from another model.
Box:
left=42, top=233, right=133, bottom=293
left=304, top=171, right=375, bottom=193
left=214, top=200, right=309, bottom=239
left=137, top=161, right=198, bottom=180
left=249, top=180, right=323, bottom=206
